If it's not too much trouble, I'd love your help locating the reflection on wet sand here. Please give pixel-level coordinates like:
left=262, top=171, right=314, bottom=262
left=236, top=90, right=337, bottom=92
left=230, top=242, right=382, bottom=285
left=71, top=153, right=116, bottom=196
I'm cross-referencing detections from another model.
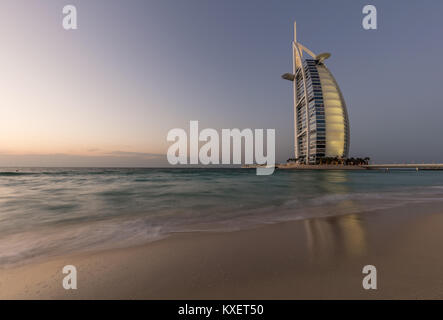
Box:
left=303, top=171, right=367, bottom=260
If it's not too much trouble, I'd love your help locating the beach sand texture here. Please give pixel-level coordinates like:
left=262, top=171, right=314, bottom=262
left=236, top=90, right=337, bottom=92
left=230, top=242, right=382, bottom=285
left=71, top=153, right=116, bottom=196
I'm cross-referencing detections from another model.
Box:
left=1, top=202, right=443, bottom=299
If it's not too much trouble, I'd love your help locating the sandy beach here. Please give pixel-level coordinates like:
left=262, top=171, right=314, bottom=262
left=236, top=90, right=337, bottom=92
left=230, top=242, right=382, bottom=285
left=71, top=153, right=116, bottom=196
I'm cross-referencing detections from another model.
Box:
left=1, top=201, right=443, bottom=300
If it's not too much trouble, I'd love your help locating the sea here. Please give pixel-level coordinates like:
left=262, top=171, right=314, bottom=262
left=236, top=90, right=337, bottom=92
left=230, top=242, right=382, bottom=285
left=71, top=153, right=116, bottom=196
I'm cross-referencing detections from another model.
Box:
left=1, top=167, right=443, bottom=266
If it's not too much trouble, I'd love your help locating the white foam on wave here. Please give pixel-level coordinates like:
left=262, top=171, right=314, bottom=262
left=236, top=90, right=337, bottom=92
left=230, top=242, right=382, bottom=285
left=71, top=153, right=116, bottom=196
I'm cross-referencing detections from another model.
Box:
left=2, top=186, right=443, bottom=267
left=0, top=218, right=168, bottom=267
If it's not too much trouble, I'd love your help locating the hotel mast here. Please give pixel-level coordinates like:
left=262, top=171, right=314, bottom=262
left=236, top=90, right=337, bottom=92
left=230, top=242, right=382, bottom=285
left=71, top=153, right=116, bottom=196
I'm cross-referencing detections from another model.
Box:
left=282, top=21, right=350, bottom=164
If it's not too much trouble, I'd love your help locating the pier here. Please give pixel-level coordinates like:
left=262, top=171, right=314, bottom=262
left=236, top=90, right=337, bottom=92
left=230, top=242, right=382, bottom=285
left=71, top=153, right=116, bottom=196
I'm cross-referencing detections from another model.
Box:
left=270, top=163, right=443, bottom=170
left=363, top=164, right=443, bottom=170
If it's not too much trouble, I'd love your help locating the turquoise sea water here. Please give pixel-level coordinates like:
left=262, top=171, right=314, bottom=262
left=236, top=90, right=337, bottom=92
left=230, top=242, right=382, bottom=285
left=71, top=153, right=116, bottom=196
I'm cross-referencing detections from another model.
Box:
left=1, top=168, right=443, bottom=266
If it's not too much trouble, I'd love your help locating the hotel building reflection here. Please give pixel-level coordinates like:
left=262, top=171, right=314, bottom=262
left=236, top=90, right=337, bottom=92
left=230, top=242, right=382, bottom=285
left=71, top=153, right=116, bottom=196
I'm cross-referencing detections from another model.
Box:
left=302, top=171, right=368, bottom=260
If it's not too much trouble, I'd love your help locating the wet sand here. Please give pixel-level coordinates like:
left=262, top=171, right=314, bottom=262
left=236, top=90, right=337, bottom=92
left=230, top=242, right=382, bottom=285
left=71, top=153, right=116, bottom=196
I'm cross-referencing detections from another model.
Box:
left=1, top=202, right=443, bottom=299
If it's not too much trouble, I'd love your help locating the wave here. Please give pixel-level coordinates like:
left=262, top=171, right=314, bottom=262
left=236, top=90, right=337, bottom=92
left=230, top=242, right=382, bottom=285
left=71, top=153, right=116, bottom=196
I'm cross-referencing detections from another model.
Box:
left=1, top=168, right=443, bottom=266
left=2, top=188, right=442, bottom=267
left=0, top=172, right=37, bottom=176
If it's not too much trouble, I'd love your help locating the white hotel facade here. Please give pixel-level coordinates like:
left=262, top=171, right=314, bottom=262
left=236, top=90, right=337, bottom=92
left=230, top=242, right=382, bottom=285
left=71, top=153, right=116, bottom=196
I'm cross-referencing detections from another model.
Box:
left=282, top=21, right=350, bottom=164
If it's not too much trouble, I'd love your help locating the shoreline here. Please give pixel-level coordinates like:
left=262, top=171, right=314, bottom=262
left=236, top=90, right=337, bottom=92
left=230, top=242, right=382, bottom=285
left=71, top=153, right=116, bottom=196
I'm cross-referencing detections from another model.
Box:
left=1, top=201, right=443, bottom=299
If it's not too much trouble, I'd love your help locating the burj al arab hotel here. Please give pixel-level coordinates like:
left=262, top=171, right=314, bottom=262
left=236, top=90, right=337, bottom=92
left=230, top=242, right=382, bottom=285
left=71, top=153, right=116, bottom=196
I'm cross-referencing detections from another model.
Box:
left=282, top=21, right=350, bottom=164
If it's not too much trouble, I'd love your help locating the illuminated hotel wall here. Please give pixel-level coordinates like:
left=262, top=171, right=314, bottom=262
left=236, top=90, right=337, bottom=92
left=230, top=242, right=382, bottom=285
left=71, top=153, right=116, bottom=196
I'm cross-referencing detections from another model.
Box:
left=295, top=59, right=349, bottom=163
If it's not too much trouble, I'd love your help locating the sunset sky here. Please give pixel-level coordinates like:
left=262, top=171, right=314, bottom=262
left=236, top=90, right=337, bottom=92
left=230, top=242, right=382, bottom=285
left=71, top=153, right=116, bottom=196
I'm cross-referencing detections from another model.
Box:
left=1, top=0, right=443, bottom=166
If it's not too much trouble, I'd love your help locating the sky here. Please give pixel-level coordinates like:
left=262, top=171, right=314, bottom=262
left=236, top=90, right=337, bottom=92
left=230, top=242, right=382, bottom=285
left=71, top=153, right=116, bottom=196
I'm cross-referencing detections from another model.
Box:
left=1, top=0, right=442, bottom=166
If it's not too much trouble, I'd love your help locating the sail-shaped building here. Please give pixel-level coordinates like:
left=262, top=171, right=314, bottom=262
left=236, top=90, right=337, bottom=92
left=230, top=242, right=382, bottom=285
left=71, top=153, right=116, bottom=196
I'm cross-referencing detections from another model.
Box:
left=282, top=21, right=350, bottom=164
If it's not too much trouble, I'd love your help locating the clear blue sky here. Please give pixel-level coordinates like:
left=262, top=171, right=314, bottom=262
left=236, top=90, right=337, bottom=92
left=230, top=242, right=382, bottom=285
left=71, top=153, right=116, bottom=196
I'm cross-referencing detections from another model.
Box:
left=1, top=0, right=442, bottom=166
